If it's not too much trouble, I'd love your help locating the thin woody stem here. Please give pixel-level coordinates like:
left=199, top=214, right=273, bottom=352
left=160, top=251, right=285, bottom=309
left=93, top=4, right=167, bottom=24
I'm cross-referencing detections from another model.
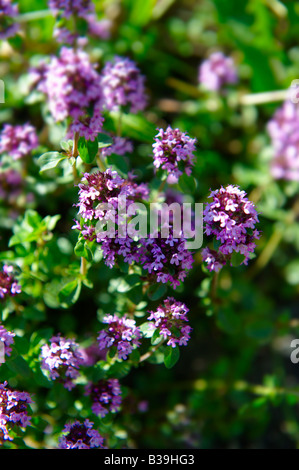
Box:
left=71, top=132, right=89, bottom=277
left=239, top=89, right=289, bottom=106
left=80, top=257, right=87, bottom=276
left=248, top=198, right=299, bottom=278
left=139, top=338, right=165, bottom=363
left=16, top=10, right=52, bottom=22
left=211, top=271, right=219, bottom=301
left=71, top=132, right=80, bottom=183
left=96, top=155, right=106, bottom=172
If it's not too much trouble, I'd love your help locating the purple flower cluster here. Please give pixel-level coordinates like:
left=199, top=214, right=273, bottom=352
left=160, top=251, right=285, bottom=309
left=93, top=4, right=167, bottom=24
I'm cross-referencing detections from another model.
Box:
left=152, top=126, right=197, bottom=184
left=73, top=168, right=148, bottom=266
left=147, top=297, right=192, bottom=347
left=58, top=419, right=105, bottom=449
left=80, top=342, right=107, bottom=366
left=97, top=314, right=142, bottom=360
left=100, top=56, right=147, bottom=113
left=75, top=168, right=148, bottom=232
left=139, top=230, right=194, bottom=289
left=201, top=247, right=226, bottom=273
left=0, top=123, right=38, bottom=160
left=73, top=168, right=193, bottom=287
left=266, top=100, right=299, bottom=181
left=202, top=185, right=260, bottom=271
left=0, top=0, right=20, bottom=40
left=85, top=378, right=122, bottom=417
left=49, top=1, right=111, bottom=45
left=98, top=235, right=141, bottom=269
left=86, top=16, right=111, bottom=40
left=53, top=26, right=77, bottom=45
left=101, top=136, right=133, bottom=158
left=0, top=264, right=21, bottom=300
left=48, top=0, right=94, bottom=19
left=0, top=381, right=32, bottom=442
left=40, top=335, right=84, bottom=390
left=36, top=47, right=103, bottom=141
left=0, top=168, right=22, bottom=203
left=0, top=323, right=15, bottom=358
left=199, top=52, right=238, bottom=92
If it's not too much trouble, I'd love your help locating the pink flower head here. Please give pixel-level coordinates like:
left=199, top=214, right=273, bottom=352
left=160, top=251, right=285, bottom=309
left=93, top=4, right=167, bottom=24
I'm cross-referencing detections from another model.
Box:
left=0, top=264, right=21, bottom=301
left=40, top=334, right=84, bottom=390
left=267, top=100, right=299, bottom=181
left=58, top=419, right=105, bottom=449
left=153, top=126, right=197, bottom=184
left=100, top=56, right=147, bottom=113
left=85, top=378, right=122, bottom=417
left=199, top=52, right=238, bottom=91
left=0, top=0, right=20, bottom=40
left=0, top=123, right=38, bottom=160
left=0, top=381, right=32, bottom=441
left=97, top=314, right=142, bottom=360
left=202, top=185, right=260, bottom=271
left=147, top=297, right=192, bottom=348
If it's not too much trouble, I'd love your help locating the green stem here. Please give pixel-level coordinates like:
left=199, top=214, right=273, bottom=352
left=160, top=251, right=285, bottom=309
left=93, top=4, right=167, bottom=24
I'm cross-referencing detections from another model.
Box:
left=16, top=10, right=53, bottom=22
left=139, top=338, right=165, bottom=363
left=151, top=179, right=167, bottom=204
left=210, top=270, right=220, bottom=305
left=239, top=89, right=288, bottom=106
left=80, top=257, right=87, bottom=277
left=249, top=198, right=299, bottom=279
left=71, top=132, right=79, bottom=183
left=248, top=225, right=283, bottom=279
left=158, top=179, right=166, bottom=194
left=96, top=155, right=106, bottom=172
left=71, top=132, right=88, bottom=277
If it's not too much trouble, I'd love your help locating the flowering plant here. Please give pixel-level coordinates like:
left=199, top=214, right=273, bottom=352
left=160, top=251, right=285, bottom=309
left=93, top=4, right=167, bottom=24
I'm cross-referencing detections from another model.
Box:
left=0, top=0, right=298, bottom=451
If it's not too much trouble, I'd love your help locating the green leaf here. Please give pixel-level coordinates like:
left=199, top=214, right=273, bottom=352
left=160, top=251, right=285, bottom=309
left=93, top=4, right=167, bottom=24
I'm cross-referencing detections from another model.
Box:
left=91, top=363, right=107, bottom=381
left=217, top=308, right=241, bottom=335
left=230, top=251, right=246, bottom=267
left=151, top=328, right=162, bottom=346
left=126, top=285, right=143, bottom=305
left=32, top=365, right=52, bottom=388
left=60, top=140, right=73, bottom=152
left=78, top=136, right=99, bottom=164
left=178, top=174, right=197, bottom=194
left=111, top=113, right=156, bottom=142
left=58, top=279, right=82, bottom=307
left=44, top=214, right=61, bottom=231
left=106, top=154, right=129, bottom=175
left=13, top=336, right=30, bottom=355
left=147, top=283, right=167, bottom=301
left=38, top=152, right=67, bottom=172
left=23, top=307, right=46, bottom=321
left=129, top=348, right=140, bottom=366
left=107, top=361, right=131, bottom=379
left=6, top=356, right=32, bottom=378
left=8, top=210, right=60, bottom=246
left=128, top=0, right=156, bottom=26
left=245, top=320, right=273, bottom=341
left=24, top=209, right=42, bottom=229
left=116, top=274, right=141, bottom=293
left=117, top=258, right=129, bottom=274
left=139, top=322, right=155, bottom=339
left=98, top=133, right=113, bottom=149
left=164, top=345, right=180, bottom=369
left=74, top=239, right=92, bottom=260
